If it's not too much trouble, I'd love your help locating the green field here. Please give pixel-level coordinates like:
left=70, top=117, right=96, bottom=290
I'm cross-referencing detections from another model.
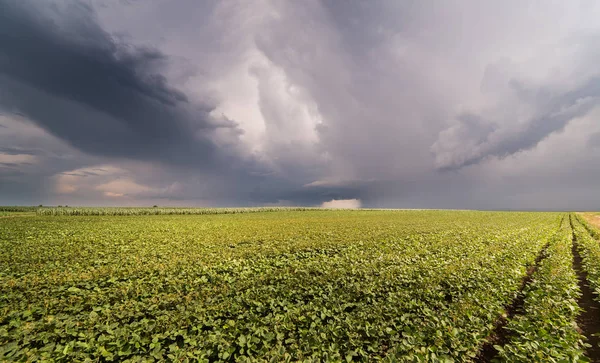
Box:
left=2, top=210, right=600, bottom=361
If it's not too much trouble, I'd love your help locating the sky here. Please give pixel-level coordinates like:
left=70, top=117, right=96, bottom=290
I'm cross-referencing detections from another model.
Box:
left=1, top=0, right=600, bottom=210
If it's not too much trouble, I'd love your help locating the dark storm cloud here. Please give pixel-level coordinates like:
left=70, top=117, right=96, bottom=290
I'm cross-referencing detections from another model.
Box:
left=0, top=0, right=241, bottom=168
left=433, top=74, right=600, bottom=170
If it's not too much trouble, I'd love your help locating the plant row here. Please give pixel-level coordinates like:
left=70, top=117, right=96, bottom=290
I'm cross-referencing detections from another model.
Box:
left=573, top=215, right=600, bottom=305
left=494, top=215, right=586, bottom=361
left=0, top=206, right=37, bottom=213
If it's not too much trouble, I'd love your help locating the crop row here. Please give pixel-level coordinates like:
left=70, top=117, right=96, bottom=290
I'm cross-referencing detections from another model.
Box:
left=494, top=215, right=586, bottom=361
left=573, top=215, right=600, bottom=306
left=0, top=206, right=37, bottom=213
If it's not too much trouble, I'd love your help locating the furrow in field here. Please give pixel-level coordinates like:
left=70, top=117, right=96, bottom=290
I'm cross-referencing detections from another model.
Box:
left=572, top=215, right=600, bottom=361
left=383, top=218, right=558, bottom=360
left=474, top=240, right=550, bottom=362
left=478, top=215, right=586, bottom=361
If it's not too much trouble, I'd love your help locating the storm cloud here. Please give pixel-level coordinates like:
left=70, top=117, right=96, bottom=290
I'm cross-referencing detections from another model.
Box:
left=432, top=73, right=600, bottom=170
left=2, top=0, right=600, bottom=209
left=0, top=0, right=242, bottom=168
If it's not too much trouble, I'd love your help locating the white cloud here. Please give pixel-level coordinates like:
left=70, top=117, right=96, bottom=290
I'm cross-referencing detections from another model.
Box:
left=53, top=164, right=155, bottom=198
left=104, top=192, right=125, bottom=198
left=321, top=199, right=361, bottom=209
left=96, top=178, right=153, bottom=195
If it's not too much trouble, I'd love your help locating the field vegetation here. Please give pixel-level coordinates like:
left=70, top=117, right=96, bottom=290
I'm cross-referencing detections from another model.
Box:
left=0, top=206, right=37, bottom=212
left=2, top=210, right=600, bottom=361
left=35, top=207, right=324, bottom=216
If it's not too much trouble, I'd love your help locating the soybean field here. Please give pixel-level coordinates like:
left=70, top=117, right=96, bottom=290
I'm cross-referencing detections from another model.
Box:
left=2, top=209, right=600, bottom=362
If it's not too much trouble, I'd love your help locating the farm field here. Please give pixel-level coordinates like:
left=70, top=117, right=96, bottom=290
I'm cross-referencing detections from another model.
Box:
left=1, top=209, right=600, bottom=362
left=581, top=212, right=600, bottom=231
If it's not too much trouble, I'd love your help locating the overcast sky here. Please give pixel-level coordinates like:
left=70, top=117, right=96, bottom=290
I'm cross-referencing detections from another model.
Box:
left=1, top=0, right=600, bottom=209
